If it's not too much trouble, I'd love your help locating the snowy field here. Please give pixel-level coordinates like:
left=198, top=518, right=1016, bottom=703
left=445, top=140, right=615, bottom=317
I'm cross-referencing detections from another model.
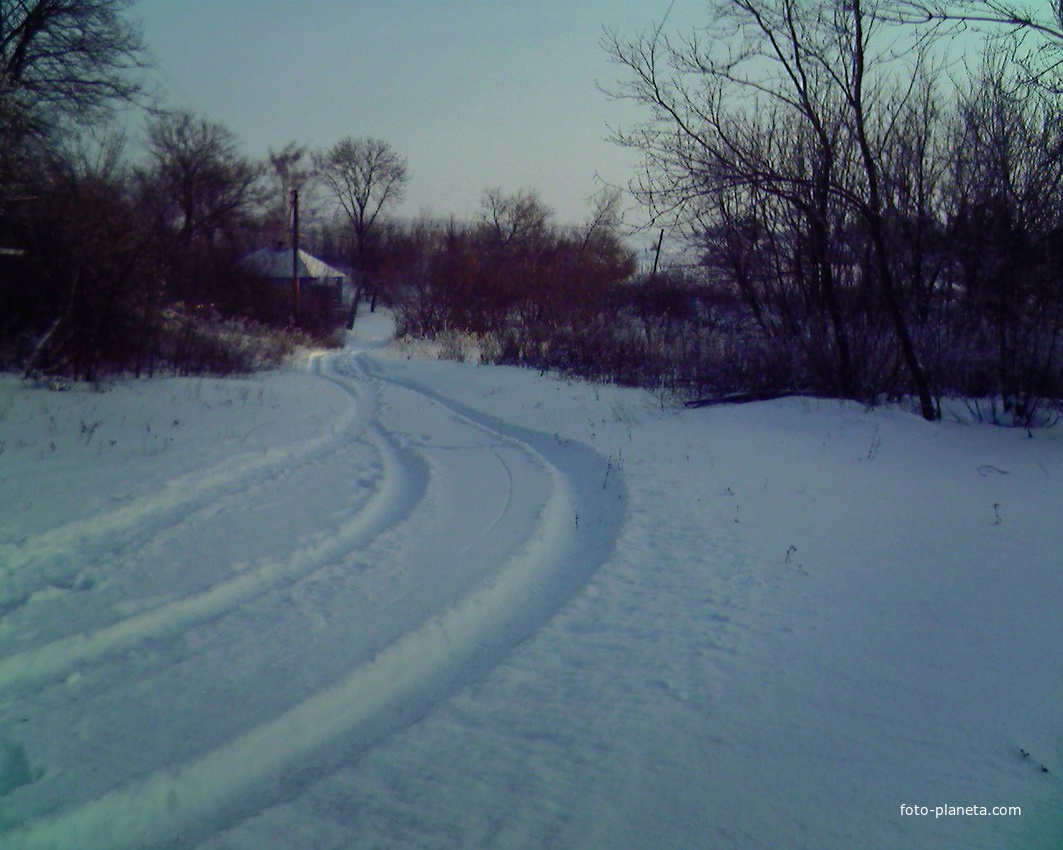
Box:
left=0, top=311, right=1060, bottom=849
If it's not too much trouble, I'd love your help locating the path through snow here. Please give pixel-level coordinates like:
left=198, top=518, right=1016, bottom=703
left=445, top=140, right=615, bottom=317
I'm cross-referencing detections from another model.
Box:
left=0, top=311, right=1060, bottom=849
left=0, top=323, right=622, bottom=849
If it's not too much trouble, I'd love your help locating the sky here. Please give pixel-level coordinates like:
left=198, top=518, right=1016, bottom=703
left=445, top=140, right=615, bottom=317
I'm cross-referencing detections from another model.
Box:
left=132, top=0, right=700, bottom=228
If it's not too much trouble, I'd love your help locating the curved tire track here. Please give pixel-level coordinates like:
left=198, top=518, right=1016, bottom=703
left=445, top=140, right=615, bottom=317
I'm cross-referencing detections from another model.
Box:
left=2, top=350, right=624, bottom=850
left=0, top=356, right=427, bottom=693
left=0, top=363, right=365, bottom=608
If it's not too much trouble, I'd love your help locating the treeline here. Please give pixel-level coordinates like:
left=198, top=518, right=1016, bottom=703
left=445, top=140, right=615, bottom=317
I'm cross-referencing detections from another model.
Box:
left=687, top=59, right=1063, bottom=424
left=382, top=61, right=1063, bottom=423
left=0, top=0, right=324, bottom=380
left=376, top=3, right=1063, bottom=427
left=0, top=0, right=634, bottom=383
left=3, top=0, right=1063, bottom=427
left=0, top=118, right=305, bottom=381
left=598, top=1, right=1063, bottom=425
left=383, top=189, right=633, bottom=350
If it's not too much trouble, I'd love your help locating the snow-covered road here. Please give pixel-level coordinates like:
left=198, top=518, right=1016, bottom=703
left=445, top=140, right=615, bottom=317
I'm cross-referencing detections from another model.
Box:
left=0, top=331, right=621, bottom=849
left=1, top=313, right=1060, bottom=849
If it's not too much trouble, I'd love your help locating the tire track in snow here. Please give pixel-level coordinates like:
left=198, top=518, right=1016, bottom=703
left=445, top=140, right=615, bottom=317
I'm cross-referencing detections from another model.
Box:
left=0, top=352, right=386, bottom=599
left=3, top=352, right=624, bottom=850
left=0, top=360, right=363, bottom=606
left=0, top=355, right=426, bottom=692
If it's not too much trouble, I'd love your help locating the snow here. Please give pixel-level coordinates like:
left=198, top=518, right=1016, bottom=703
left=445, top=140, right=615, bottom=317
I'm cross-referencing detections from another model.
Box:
left=0, top=310, right=1060, bottom=849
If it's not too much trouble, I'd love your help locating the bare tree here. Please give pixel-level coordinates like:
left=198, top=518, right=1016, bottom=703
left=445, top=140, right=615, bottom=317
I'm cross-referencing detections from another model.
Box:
left=140, top=110, right=265, bottom=320
left=0, top=0, right=145, bottom=133
left=1, top=0, right=145, bottom=255
left=884, top=1, right=1062, bottom=40
left=480, top=188, right=551, bottom=250
left=577, top=187, right=625, bottom=255
left=605, top=0, right=945, bottom=419
left=943, top=51, right=1063, bottom=422
left=19, top=131, right=157, bottom=380
left=144, top=110, right=264, bottom=253
left=313, top=136, right=408, bottom=314
left=881, top=1, right=1063, bottom=87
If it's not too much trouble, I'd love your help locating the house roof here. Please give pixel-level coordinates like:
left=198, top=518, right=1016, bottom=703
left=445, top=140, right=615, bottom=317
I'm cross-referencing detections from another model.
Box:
left=239, top=247, right=346, bottom=282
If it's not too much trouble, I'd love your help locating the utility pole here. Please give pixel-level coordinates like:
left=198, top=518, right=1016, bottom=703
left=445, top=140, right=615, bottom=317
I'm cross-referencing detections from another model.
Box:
left=650, top=229, right=665, bottom=280
left=291, top=188, right=301, bottom=325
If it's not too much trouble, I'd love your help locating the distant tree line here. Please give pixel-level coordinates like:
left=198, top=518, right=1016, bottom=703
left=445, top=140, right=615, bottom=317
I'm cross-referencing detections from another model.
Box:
left=0, top=0, right=632, bottom=383
left=0, top=1, right=415, bottom=378
left=365, top=0, right=1063, bottom=427
left=2, top=0, right=1062, bottom=428
left=384, top=188, right=634, bottom=350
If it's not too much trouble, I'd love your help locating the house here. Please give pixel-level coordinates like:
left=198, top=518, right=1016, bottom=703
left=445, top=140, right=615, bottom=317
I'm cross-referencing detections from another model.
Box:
left=238, top=245, right=351, bottom=327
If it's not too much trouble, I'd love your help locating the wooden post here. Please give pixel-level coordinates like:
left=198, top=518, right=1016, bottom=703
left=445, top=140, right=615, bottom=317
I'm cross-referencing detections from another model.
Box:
left=291, top=188, right=301, bottom=325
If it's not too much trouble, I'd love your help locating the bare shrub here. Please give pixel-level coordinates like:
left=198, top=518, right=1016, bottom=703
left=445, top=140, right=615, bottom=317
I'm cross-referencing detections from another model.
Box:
left=156, top=306, right=299, bottom=376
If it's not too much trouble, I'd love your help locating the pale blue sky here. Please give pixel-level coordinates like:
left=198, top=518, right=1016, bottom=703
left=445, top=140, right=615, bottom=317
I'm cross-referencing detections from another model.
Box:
left=134, top=0, right=697, bottom=226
